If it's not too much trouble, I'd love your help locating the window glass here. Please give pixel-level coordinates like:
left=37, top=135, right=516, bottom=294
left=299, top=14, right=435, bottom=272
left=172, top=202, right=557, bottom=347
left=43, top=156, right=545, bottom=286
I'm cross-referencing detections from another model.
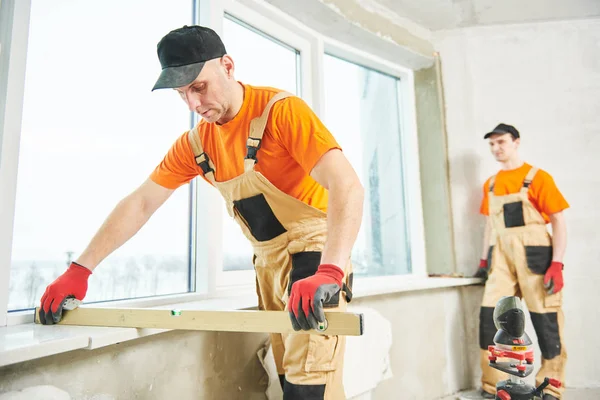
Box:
left=8, top=0, right=193, bottom=310
left=323, top=54, right=411, bottom=277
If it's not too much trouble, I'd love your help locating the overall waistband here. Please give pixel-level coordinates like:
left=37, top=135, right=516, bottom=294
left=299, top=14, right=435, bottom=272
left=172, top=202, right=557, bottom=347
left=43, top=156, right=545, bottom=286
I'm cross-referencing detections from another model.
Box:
left=251, top=218, right=327, bottom=254
left=494, top=223, right=548, bottom=237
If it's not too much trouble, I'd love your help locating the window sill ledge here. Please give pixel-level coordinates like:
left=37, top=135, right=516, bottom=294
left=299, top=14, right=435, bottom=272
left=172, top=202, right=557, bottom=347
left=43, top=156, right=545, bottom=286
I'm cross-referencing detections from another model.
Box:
left=351, top=276, right=483, bottom=298
left=0, top=276, right=482, bottom=368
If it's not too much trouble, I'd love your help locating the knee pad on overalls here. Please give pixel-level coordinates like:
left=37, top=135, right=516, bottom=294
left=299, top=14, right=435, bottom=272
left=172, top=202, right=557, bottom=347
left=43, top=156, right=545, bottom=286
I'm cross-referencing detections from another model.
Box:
left=282, top=379, right=326, bottom=400
left=530, top=312, right=561, bottom=359
left=479, top=306, right=496, bottom=350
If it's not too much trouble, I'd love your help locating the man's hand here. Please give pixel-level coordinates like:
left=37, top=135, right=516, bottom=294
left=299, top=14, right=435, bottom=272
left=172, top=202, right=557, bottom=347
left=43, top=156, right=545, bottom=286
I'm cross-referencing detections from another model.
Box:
left=288, top=264, right=343, bottom=331
left=39, top=262, right=92, bottom=325
left=544, top=261, right=564, bottom=295
left=474, top=259, right=489, bottom=281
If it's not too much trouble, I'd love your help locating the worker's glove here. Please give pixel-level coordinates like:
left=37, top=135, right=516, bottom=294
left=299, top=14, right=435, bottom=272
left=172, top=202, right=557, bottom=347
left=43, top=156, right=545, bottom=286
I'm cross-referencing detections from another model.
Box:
left=288, top=264, right=343, bottom=331
left=474, top=259, right=489, bottom=281
left=39, top=262, right=91, bottom=325
left=544, top=261, right=564, bottom=295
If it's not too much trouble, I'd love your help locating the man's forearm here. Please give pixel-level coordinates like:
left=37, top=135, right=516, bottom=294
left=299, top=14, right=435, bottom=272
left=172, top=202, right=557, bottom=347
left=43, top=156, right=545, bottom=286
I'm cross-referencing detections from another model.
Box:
left=550, top=212, right=567, bottom=263
left=76, top=194, right=155, bottom=270
left=320, top=181, right=364, bottom=269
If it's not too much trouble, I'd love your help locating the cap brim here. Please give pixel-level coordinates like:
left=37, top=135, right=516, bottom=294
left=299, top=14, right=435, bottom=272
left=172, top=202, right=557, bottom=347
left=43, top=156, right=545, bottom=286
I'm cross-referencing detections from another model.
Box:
left=484, top=129, right=508, bottom=139
left=152, top=62, right=206, bottom=91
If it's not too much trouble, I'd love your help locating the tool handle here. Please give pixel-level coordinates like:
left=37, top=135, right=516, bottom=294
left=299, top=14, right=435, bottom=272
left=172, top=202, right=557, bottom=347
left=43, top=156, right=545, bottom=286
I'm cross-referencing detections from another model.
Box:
left=548, top=378, right=561, bottom=388
left=497, top=390, right=511, bottom=400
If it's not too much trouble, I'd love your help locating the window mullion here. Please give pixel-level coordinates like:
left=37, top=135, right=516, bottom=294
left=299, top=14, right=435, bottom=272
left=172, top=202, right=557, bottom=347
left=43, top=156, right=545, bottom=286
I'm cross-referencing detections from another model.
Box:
left=309, top=36, right=325, bottom=119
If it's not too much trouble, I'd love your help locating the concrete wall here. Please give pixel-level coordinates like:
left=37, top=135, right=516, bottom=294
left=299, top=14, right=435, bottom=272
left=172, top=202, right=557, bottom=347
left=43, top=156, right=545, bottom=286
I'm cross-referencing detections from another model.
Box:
left=0, top=330, right=270, bottom=400
left=435, top=18, right=600, bottom=388
left=259, top=0, right=434, bottom=70
left=0, top=287, right=484, bottom=399
left=353, top=287, right=483, bottom=399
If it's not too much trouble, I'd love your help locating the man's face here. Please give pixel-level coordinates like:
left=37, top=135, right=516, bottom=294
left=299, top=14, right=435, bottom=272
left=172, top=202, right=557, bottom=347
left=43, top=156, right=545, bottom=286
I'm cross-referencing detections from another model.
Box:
left=488, top=133, right=519, bottom=162
left=174, top=57, right=234, bottom=124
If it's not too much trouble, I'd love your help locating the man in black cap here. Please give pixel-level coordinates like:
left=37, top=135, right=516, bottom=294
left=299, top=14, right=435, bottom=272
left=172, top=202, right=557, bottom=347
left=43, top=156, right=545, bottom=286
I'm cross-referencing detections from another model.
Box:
left=474, top=123, right=569, bottom=399
left=38, top=25, right=363, bottom=400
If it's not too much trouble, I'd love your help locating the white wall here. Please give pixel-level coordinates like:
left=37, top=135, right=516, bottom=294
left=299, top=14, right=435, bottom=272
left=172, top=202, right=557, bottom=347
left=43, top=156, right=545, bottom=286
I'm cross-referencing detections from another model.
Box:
left=435, top=18, right=600, bottom=388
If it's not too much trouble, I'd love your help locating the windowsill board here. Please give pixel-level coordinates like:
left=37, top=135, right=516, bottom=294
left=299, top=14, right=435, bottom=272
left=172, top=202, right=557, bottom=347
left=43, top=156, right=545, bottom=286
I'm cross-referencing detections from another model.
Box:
left=0, top=276, right=482, bottom=368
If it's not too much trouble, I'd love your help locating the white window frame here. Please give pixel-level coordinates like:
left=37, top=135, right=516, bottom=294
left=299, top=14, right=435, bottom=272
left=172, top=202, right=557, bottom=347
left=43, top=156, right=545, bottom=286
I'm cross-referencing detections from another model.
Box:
left=318, top=37, right=427, bottom=283
left=1, top=0, right=213, bottom=326
left=1, top=0, right=426, bottom=328
left=0, top=0, right=33, bottom=327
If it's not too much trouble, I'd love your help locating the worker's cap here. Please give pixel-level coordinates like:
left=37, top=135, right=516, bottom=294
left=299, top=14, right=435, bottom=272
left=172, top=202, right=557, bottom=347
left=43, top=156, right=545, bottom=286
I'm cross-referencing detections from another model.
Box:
left=483, top=123, right=520, bottom=139
left=152, top=25, right=227, bottom=91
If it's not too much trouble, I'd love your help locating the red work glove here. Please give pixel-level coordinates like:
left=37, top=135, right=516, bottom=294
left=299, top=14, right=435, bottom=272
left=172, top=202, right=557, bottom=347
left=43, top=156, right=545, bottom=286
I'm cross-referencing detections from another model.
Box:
left=39, top=262, right=92, bottom=325
left=544, top=261, right=564, bottom=295
left=474, top=259, right=489, bottom=281
left=288, top=264, right=343, bottom=331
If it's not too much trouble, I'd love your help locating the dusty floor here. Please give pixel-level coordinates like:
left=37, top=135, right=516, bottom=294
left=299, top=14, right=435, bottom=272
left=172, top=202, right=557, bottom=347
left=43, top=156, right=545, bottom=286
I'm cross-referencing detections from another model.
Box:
left=440, top=387, right=600, bottom=399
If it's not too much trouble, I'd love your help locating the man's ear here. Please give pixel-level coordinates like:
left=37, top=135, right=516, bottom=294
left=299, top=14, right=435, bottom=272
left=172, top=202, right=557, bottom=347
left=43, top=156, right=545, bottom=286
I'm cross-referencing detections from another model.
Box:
left=221, top=55, right=235, bottom=78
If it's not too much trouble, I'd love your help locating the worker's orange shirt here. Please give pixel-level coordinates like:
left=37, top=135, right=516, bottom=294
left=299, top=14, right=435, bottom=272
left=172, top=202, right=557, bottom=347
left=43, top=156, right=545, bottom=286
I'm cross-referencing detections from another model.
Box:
left=150, top=83, right=341, bottom=212
left=480, top=163, right=569, bottom=223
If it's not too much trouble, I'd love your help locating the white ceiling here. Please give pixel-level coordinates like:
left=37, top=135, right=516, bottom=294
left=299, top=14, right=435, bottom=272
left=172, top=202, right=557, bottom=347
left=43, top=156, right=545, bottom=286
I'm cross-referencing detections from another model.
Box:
left=366, top=0, right=600, bottom=30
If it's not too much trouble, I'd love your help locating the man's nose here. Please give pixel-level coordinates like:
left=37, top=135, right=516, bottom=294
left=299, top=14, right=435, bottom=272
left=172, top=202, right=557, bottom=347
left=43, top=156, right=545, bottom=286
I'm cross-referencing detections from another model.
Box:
left=185, top=92, right=201, bottom=112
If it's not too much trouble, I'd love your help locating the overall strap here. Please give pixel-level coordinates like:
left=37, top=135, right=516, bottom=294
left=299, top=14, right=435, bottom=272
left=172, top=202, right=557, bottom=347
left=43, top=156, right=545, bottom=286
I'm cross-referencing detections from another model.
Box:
left=488, top=175, right=497, bottom=194
left=188, top=125, right=216, bottom=183
left=520, top=166, right=539, bottom=193
left=244, top=91, right=294, bottom=172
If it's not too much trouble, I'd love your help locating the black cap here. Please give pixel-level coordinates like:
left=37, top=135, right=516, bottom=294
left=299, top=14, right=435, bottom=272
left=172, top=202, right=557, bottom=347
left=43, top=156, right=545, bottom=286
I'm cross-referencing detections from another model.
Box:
left=152, top=25, right=227, bottom=91
left=484, top=123, right=520, bottom=139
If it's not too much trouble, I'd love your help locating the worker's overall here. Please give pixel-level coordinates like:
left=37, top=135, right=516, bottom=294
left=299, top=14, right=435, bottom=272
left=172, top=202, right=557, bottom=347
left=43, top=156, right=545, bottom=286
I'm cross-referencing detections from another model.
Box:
left=188, top=92, right=353, bottom=400
left=479, top=166, right=567, bottom=399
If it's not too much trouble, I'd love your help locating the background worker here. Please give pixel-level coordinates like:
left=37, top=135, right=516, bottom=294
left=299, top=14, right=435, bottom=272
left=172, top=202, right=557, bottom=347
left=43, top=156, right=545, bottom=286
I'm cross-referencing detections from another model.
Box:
left=38, top=25, right=364, bottom=400
left=474, top=123, right=569, bottom=400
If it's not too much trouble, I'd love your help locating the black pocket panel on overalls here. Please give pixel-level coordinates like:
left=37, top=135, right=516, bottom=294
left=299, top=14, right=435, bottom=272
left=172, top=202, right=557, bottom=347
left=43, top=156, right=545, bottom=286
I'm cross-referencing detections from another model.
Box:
left=524, top=246, right=553, bottom=274
left=288, top=251, right=339, bottom=308
left=283, top=379, right=326, bottom=400
left=479, top=307, right=496, bottom=350
left=503, top=201, right=525, bottom=227
left=530, top=312, right=561, bottom=359
left=233, top=194, right=287, bottom=242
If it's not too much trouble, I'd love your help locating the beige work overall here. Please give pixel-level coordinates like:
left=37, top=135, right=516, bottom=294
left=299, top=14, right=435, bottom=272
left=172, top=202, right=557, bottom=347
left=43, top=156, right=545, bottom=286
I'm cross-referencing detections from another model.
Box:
left=188, top=92, right=353, bottom=400
left=479, top=166, right=567, bottom=399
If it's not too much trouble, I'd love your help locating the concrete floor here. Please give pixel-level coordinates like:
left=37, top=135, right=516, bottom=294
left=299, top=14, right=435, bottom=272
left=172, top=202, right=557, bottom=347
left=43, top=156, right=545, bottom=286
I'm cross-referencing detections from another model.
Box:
left=440, top=388, right=600, bottom=399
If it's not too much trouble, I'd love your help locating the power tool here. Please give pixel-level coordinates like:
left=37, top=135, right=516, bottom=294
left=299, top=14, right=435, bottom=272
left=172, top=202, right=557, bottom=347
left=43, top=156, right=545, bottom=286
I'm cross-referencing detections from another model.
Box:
left=488, top=296, right=561, bottom=400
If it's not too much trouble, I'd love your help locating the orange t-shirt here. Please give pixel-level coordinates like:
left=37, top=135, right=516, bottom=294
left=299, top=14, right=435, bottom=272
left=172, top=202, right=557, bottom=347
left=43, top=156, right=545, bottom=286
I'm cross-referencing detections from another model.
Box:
left=479, top=163, right=569, bottom=223
left=149, top=83, right=341, bottom=212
